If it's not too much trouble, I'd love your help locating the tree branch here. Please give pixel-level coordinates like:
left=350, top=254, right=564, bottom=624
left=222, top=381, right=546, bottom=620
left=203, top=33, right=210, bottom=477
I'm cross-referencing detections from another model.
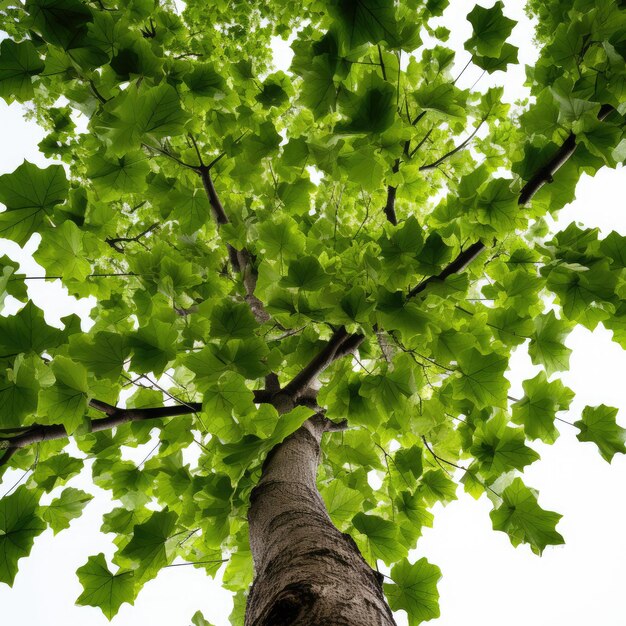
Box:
left=519, top=103, right=614, bottom=204
left=198, top=166, right=231, bottom=227
left=0, top=388, right=283, bottom=466
left=408, top=103, right=615, bottom=299
left=418, top=117, right=486, bottom=172
left=281, top=328, right=351, bottom=399
left=197, top=165, right=269, bottom=321
left=382, top=159, right=401, bottom=225
left=377, top=44, right=387, bottom=81
left=142, top=143, right=198, bottom=170
left=0, top=400, right=203, bottom=461
left=88, top=78, right=109, bottom=104
left=106, top=223, right=159, bottom=253
left=0, top=446, right=18, bottom=469
left=407, top=240, right=485, bottom=298
left=285, top=103, right=618, bottom=395
left=409, top=127, right=434, bottom=158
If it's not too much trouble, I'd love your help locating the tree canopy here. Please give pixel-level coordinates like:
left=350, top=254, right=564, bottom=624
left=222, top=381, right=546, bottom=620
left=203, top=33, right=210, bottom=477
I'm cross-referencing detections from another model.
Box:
left=0, top=0, right=625, bottom=623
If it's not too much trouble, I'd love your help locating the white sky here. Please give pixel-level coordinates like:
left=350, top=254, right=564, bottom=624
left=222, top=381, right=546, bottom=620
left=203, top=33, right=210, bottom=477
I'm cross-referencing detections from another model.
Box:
left=1, top=1, right=626, bottom=625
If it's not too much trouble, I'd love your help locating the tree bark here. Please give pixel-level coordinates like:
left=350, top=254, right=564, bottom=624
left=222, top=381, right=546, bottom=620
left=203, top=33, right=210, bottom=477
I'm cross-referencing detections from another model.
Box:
left=245, top=415, right=396, bottom=626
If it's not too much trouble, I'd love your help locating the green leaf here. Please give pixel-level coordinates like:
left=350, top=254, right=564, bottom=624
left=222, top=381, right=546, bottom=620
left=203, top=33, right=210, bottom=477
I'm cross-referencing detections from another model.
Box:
left=0, top=355, right=40, bottom=428
left=101, top=83, right=189, bottom=153
left=32, top=453, right=83, bottom=492
left=281, top=256, right=329, bottom=291
left=191, top=611, right=215, bottom=626
left=38, top=356, right=90, bottom=433
left=269, top=405, right=314, bottom=445
left=241, top=121, right=281, bottom=162
left=26, top=0, right=93, bottom=50
left=210, top=301, right=258, bottom=341
left=511, top=372, right=573, bottom=443
left=394, top=445, right=423, bottom=481
left=352, top=512, right=405, bottom=566
left=169, top=186, right=211, bottom=234
left=118, top=509, right=177, bottom=579
left=471, top=413, right=539, bottom=477
left=69, top=331, right=130, bottom=380
left=575, top=404, right=626, bottom=463
left=92, top=459, right=152, bottom=508
left=128, top=319, right=178, bottom=376
left=384, top=557, right=441, bottom=625
left=42, top=487, right=93, bottom=534
left=0, top=486, right=46, bottom=586
left=453, top=348, right=509, bottom=409
left=0, top=300, right=66, bottom=355
left=299, top=54, right=340, bottom=119
left=321, top=480, right=364, bottom=527
left=528, top=311, right=572, bottom=375
left=0, top=254, right=27, bottom=307
left=490, top=478, right=564, bottom=555
left=359, top=365, right=415, bottom=416
left=329, top=0, right=397, bottom=50
left=203, top=371, right=255, bottom=425
left=544, top=262, right=616, bottom=330
left=413, top=82, right=465, bottom=118
left=474, top=178, right=518, bottom=233
left=33, top=221, right=92, bottom=281
left=338, top=148, right=385, bottom=192
left=418, top=469, right=457, bottom=506
left=257, top=214, right=306, bottom=261
left=380, top=215, right=425, bottom=262
left=599, top=231, right=626, bottom=269
left=183, top=63, right=226, bottom=97
left=338, top=75, right=396, bottom=134
left=550, top=84, right=600, bottom=125
left=472, top=42, right=519, bottom=73
left=465, top=1, right=517, bottom=58
left=76, top=553, right=135, bottom=619
left=86, top=150, right=149, bottom=201
left=0, top=161, right=68, bottom=245
left=0, top=39, right=45, bottom=103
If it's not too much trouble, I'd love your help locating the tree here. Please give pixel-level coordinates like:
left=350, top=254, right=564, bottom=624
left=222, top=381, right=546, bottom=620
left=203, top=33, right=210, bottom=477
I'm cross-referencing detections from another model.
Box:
left=0, top=0, right=625, bottom=623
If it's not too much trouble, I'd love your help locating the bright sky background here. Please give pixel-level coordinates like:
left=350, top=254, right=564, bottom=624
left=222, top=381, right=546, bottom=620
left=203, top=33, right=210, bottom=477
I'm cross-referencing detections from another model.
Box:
left=1, top=1, right=626, bottom=625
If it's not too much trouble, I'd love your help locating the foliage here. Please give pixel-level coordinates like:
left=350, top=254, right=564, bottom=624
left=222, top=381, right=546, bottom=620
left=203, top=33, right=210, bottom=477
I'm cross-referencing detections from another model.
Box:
left=0, top=0, right=625, bottom=623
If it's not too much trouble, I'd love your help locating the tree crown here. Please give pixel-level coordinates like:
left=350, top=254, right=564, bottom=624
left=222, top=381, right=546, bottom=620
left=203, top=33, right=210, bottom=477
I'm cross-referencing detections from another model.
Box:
left=0, top=0, right=625, bottom=622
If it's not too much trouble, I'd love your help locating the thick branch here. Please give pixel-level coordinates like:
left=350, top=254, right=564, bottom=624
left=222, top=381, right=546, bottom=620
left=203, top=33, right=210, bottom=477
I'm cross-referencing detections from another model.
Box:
left=382, top=159, right=401, bottom=225
left=281, top=328, right=350, bottom=399
left=383, top=185, right=398, bottom=225
left=199, top=166, right=230, bottom=226
left=519, top=103, right=614, bottom=204
left=198, top=165, right=242, bottom=272
left=0, top=388, right=288, bottom=467
left=198, top=165, right=269, bottom=321
left=407, top=240, right=485, bottom=298
left=0, top=400, right=203, bottom=463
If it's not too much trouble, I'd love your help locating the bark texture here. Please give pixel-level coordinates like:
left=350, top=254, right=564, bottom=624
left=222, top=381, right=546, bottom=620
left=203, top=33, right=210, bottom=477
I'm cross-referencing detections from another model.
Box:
left=246, top=415, right=396, bottom=626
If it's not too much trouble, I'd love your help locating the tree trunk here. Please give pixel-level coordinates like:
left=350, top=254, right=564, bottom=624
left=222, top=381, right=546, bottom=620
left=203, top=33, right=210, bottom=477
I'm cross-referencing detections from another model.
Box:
left=245, top=415, right=396, bottom=626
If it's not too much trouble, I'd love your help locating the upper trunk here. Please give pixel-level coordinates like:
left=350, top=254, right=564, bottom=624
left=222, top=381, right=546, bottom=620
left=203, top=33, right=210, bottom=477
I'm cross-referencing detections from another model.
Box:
left=245, top=415, right=396, bottom=626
